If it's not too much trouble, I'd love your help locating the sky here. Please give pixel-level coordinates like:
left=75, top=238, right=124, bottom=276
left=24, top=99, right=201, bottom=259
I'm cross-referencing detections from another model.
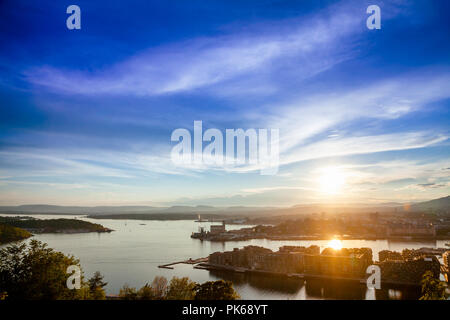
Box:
left=0, top=0, right=449, bottom=206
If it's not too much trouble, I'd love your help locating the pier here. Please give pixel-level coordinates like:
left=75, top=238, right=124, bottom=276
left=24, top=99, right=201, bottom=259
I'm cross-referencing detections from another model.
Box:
left=158, top=257, right=208, bottom=269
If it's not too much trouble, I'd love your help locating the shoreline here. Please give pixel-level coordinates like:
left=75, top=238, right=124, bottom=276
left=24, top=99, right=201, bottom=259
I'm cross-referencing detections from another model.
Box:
left=194, top=234, right=450, bottom=242
left=194, top=262, right=425, bottom=288
left=24, top=228, right=114, bottom=234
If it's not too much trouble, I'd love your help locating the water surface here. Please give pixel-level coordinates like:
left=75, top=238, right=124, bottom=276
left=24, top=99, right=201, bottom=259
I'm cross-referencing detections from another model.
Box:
left=1, top=214, right=448, bottom=299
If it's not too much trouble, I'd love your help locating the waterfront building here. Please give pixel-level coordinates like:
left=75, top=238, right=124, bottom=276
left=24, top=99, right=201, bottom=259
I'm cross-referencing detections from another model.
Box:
left=191, top=221, right=227, bottom=240
left=210, top=221, right=226, bottom=234
left=386, top=223, right=436, bottom=237
left=209, top=246, right=372, bottom=279
left=377, top=255, right=440, bottom=284
left=317, top=248, right=373, bottom=278
left=207, top=245, right=440, bottom=285
left=444, top=251, right=450, bottom=269
left=443, top=251, right=450, bottom=283
left=379, top=250, right=403, bottom=262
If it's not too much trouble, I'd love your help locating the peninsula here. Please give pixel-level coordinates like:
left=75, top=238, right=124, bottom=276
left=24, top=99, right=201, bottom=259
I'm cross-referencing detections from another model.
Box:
left=0, top=216, right=113, bottom=239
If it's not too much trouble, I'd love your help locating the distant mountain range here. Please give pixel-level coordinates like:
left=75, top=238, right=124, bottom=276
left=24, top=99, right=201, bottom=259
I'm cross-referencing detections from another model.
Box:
left=410, top=195, right=450, bottom=211
left=0, top=196, right=448, bottom=217
left=0, top=204, right=262, bottom=215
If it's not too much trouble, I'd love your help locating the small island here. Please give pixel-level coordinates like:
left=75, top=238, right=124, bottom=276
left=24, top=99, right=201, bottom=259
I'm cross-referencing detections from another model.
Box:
left=0, top=216, right=113, bottom=244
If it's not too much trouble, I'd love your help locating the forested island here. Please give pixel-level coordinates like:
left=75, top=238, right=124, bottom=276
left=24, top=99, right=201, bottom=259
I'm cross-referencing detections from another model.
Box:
left=0, top=223, right=32, bottom=245
left=0, top=217, right=112, bottom=244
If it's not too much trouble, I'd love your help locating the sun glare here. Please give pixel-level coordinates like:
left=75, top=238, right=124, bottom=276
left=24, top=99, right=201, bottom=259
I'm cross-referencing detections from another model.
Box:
left=317, top=167, right=346, bottom=194
left=328, top=239, right=343, bottom=250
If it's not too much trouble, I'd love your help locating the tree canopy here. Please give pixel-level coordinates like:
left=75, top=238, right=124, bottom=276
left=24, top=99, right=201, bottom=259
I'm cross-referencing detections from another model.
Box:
left=194, top=280, right=240, bottom=300
left=119, top=277, right=239, bottom=300
left=0, top=223, right=32, bottom=245
left=0, top=240, right=106, bottom=300
left=0, top=240, right=241, bottom=300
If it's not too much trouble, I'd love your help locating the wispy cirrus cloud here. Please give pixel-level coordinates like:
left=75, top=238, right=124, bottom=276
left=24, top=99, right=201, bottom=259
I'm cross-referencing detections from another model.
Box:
left=10, top=71, right=449, bottom=178
left=280, top=131, right=448, bottom=167
left=1, top=0, right=449, bottom=206
left=209, top=70, right=450, bottom=173
left=263, top=69, right=450, bottom=154
left=23, top=3, right=367, bottom=97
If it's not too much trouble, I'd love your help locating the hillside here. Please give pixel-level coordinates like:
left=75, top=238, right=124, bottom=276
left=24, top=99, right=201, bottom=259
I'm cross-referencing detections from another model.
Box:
left=0, top=196, right=448, bottom=218
left=410, top=196, right=450, bottom=212
left=0, top=223, right=32, bottom=245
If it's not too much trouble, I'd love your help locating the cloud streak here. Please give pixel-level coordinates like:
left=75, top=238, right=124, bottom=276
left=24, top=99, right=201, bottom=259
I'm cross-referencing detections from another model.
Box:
left=24, top=4, right=364, bottom=96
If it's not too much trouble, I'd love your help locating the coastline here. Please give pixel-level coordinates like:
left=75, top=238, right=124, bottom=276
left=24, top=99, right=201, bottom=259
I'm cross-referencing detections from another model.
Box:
left=193, top=234, right=450, bottom=242
left=194, top=262, right=430, bottom=288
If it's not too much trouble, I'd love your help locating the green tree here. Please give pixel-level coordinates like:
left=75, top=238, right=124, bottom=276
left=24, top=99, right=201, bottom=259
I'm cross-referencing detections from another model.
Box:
left=118, top=278, right=166, bottom=300
left=166, top=276, right=196, bottom=300
left=151, top=276, right=168, bottom=299
left=419, top=271, right=447, bottom=300
left=117, top=277, right=240, bottom=301
left=118, top=284, right=138, bottom=300
left=0, top=240, right=92, bottom=300
left=137, top=284, right=155, bottom=300
left=88, top=271, right=107, bottom=300
left=0, top=223, right=32, bottom=245
left=194, top=280, right=240, bottom=300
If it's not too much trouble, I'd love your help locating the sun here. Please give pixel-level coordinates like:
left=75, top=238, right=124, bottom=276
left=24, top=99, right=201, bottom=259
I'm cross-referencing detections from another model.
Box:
left=328, top=239, right=343, bottom=250
left=317, top=167, right=346, bottom=194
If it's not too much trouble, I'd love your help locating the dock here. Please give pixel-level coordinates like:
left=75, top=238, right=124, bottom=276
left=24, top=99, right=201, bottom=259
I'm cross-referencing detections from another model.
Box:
left=158, top=257, right=208, bottom=269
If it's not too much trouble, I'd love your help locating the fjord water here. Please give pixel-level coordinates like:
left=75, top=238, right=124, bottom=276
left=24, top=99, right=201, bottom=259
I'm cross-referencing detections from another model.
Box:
left=1, top=214, right=448, bottom=299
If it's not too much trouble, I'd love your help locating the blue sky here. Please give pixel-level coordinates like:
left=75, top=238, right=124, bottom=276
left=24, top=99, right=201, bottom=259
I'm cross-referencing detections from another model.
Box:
left=0, top=0, right=449, bottom=206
